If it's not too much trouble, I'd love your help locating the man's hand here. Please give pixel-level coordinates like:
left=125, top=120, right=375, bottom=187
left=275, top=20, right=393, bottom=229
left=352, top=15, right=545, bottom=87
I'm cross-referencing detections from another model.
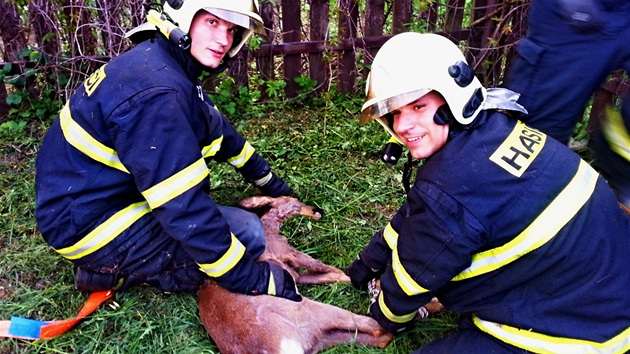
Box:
left=257, top=172, right=292, bottom=197
left=346, top=255, right=381, bottom=291
left=249, top=261, right=301, bottom=301
left=267, top=262, right=301, bottom=301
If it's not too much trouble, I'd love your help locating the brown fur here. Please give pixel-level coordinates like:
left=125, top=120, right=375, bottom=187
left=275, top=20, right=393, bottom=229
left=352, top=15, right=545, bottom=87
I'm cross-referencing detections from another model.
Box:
left=198, top=196, right=393, bottom=354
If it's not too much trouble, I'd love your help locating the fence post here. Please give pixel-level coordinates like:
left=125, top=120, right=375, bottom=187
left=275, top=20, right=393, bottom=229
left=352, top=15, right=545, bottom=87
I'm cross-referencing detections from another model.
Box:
left=469, top=0, right=496, bottom=85
left=228, top=49, right=249, bottom=87
left=503, top=0, right=529, bottom=80
left=281, top=0, right=302, bottom=98
left=392, top=0, right=411, bottom=34
left=425, top=1, right=440, bottom=32
left=338, top=0, right=358, bottom=92
left=309, top=0, right=330, bottom=93
left=257, top=1, right=275, bottom=82
left=364, top=0, right=385, bottom=72
left=445, top=0, right=466, bottom=31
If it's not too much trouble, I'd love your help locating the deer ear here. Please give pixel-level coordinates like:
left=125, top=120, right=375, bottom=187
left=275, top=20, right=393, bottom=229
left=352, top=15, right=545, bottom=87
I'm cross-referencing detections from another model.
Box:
left=237, top=196, right=274, bottom=211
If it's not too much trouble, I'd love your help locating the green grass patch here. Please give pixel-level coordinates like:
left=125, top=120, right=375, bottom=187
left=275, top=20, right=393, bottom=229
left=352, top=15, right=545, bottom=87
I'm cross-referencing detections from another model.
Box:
left=1, top=100, right=458, bottom=353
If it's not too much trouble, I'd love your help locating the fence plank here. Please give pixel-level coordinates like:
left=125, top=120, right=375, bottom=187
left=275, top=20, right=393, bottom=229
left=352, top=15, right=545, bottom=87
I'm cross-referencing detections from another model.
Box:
left=257, top=1, right=275, bottom=83
left=425, top=1, right=440, bottom=32
left=338, top=0, right=359, bottom=92
left=281, top=0, right=302, bottom=97
left=445, top=0, right=466, bottom=31
left=364, top=0, right=385, bottom=69
left=392, top=0, right=411, bottom=34
left=252, top=30, right=473, bottom=57
left=309, top=0, right=330, bottom=92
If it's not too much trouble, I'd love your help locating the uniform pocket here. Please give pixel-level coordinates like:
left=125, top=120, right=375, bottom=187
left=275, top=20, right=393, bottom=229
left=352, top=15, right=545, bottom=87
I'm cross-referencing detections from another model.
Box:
left=505, top=38, right=546, bottom=107
left=514, top=37, right=545, bottom=67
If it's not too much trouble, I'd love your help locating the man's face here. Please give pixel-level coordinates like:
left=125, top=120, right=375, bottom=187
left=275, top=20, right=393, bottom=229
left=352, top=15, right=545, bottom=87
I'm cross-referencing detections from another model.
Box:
left=188, top=11, right=238, bottom=68
left=391, top=91, right=450, bottom=159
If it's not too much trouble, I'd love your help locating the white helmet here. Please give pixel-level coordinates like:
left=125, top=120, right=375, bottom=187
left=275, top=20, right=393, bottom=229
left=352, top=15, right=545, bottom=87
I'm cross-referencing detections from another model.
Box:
left=360, top=32, right=486, bottom=143
left=128, top=0, right=265, bottom=58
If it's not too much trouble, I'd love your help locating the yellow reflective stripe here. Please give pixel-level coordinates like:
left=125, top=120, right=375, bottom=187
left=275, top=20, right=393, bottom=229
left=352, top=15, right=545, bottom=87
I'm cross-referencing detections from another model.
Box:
left=392, top=246, right=430, bottom=296
left=602, top=105, right=630, bottom=163
left=198, top=233, right=245, bottom=277
left=84, top=65, right=106, bottom=96
left=59, top=102, right=129, bottom=173
left=55, top=201, right=151, bottom=260
left=268, top=273, right=277, bottom=295
left=383, top=223, right=398, bottom=250
left=142, top=158, right=209, bottom=209
left=202, top=136, right=223, bottom=158
left=227, top=142, right=255, bottom=168
left=474, top=316, right=630, bottom=354
left=377, top=292, right=417, bottom=323
left=454, top=160, right=598, bottom=281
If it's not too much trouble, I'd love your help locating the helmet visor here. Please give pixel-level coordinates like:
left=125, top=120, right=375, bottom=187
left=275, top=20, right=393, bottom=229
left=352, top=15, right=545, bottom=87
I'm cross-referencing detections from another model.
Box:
left=359, top=89, right=431, bottom=125
left=204, top=8, right=256, bottom=30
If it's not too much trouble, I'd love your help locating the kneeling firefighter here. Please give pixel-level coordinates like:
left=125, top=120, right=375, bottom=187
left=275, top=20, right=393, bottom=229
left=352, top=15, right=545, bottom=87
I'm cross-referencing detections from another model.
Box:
left=35, top=0, right=301, bottom=301
left=346, top=32, right=630, bottom=353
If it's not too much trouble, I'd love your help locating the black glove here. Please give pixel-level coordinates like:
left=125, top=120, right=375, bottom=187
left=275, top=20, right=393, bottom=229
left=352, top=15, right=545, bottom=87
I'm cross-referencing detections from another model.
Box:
left=258, top=172, right=292, bottom=197
left=249, top=262, right=302, bottom=302
left=346, top=255, right=382, bottom=292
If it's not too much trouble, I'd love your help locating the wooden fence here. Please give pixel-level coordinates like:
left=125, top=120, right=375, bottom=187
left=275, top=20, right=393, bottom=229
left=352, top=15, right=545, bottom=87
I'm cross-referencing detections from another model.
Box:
left=0, top=0, right=628, bottom=127
left=228, top=0, right=530, bottom=98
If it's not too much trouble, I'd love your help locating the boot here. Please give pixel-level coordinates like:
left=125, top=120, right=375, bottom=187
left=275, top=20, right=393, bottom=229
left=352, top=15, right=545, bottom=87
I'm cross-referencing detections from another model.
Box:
left=74, top=267, right=119, bottom=291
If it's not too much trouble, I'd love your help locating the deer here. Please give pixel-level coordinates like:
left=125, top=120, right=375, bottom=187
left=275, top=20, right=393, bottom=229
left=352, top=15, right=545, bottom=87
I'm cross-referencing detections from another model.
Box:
left=197, top=196, right=394, bottom=354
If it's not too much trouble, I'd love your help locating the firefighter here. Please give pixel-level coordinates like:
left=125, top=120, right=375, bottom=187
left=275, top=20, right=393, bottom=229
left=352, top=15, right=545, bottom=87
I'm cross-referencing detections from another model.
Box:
left=346, top=32, right=630, bottom=352
left=35, top=0, right=301, bottom=301
left=504, top=0, right=630, bottom=213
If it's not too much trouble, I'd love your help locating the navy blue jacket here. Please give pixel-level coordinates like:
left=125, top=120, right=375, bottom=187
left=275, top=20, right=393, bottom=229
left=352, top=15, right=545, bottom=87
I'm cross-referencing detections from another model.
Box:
left=36, top=36, right=273, bottom=293
left=361, top=110, right=630, bottom=351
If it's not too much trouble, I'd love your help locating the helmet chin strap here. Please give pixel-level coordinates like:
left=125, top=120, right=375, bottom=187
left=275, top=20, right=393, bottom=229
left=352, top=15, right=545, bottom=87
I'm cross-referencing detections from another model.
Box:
left=402, top=153, right=417, bottom=194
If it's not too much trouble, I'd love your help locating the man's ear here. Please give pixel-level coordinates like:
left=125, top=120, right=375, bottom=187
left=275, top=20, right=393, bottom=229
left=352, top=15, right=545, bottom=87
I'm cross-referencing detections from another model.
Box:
left=433, top=104, right=455, bottom=126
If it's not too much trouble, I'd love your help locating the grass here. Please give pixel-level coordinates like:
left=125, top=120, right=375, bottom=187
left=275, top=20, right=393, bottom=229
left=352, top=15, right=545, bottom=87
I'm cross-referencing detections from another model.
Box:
left=0, top=98, right=459, bottom=353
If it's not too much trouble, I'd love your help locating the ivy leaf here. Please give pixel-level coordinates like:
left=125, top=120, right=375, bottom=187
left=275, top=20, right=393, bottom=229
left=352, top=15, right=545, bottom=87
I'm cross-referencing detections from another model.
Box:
left=6, top=93, right=22, bottom=105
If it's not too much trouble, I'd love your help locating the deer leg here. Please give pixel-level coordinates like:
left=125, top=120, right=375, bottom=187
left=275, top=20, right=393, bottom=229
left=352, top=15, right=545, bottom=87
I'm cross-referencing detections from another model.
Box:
left=296, top=272, right=350, bottom=285
left=304, top=309, right=393, bottom=353
left=310, top=328, right=394, bottom=353
left=301, top=299, right=393, bottom=345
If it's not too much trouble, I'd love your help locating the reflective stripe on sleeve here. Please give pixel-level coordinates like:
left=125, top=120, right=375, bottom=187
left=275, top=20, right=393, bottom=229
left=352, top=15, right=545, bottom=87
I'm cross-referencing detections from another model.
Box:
left=602, top=105, right=630, bottom=163
left=55, top=201, right=151, bottom=260
left=453, top=159, right=598, bottom=281
left=473, top=316, right=630, bottom=354
left=141, top=158, right=209, bottom=209
left=227, top=142, right=255, bottom=168
left=377, top=292, right=417, bottom=323
left=267, top=273, right=277, bottom=296
left=202, top=136, right=223, bottom=158
left=383, top=223, right=398, bottom=250
left=198, top=233, right=246, bottom=277
left=59, top=102, right=129, bottom=173
left=392, top=246, right=430, bottom=296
